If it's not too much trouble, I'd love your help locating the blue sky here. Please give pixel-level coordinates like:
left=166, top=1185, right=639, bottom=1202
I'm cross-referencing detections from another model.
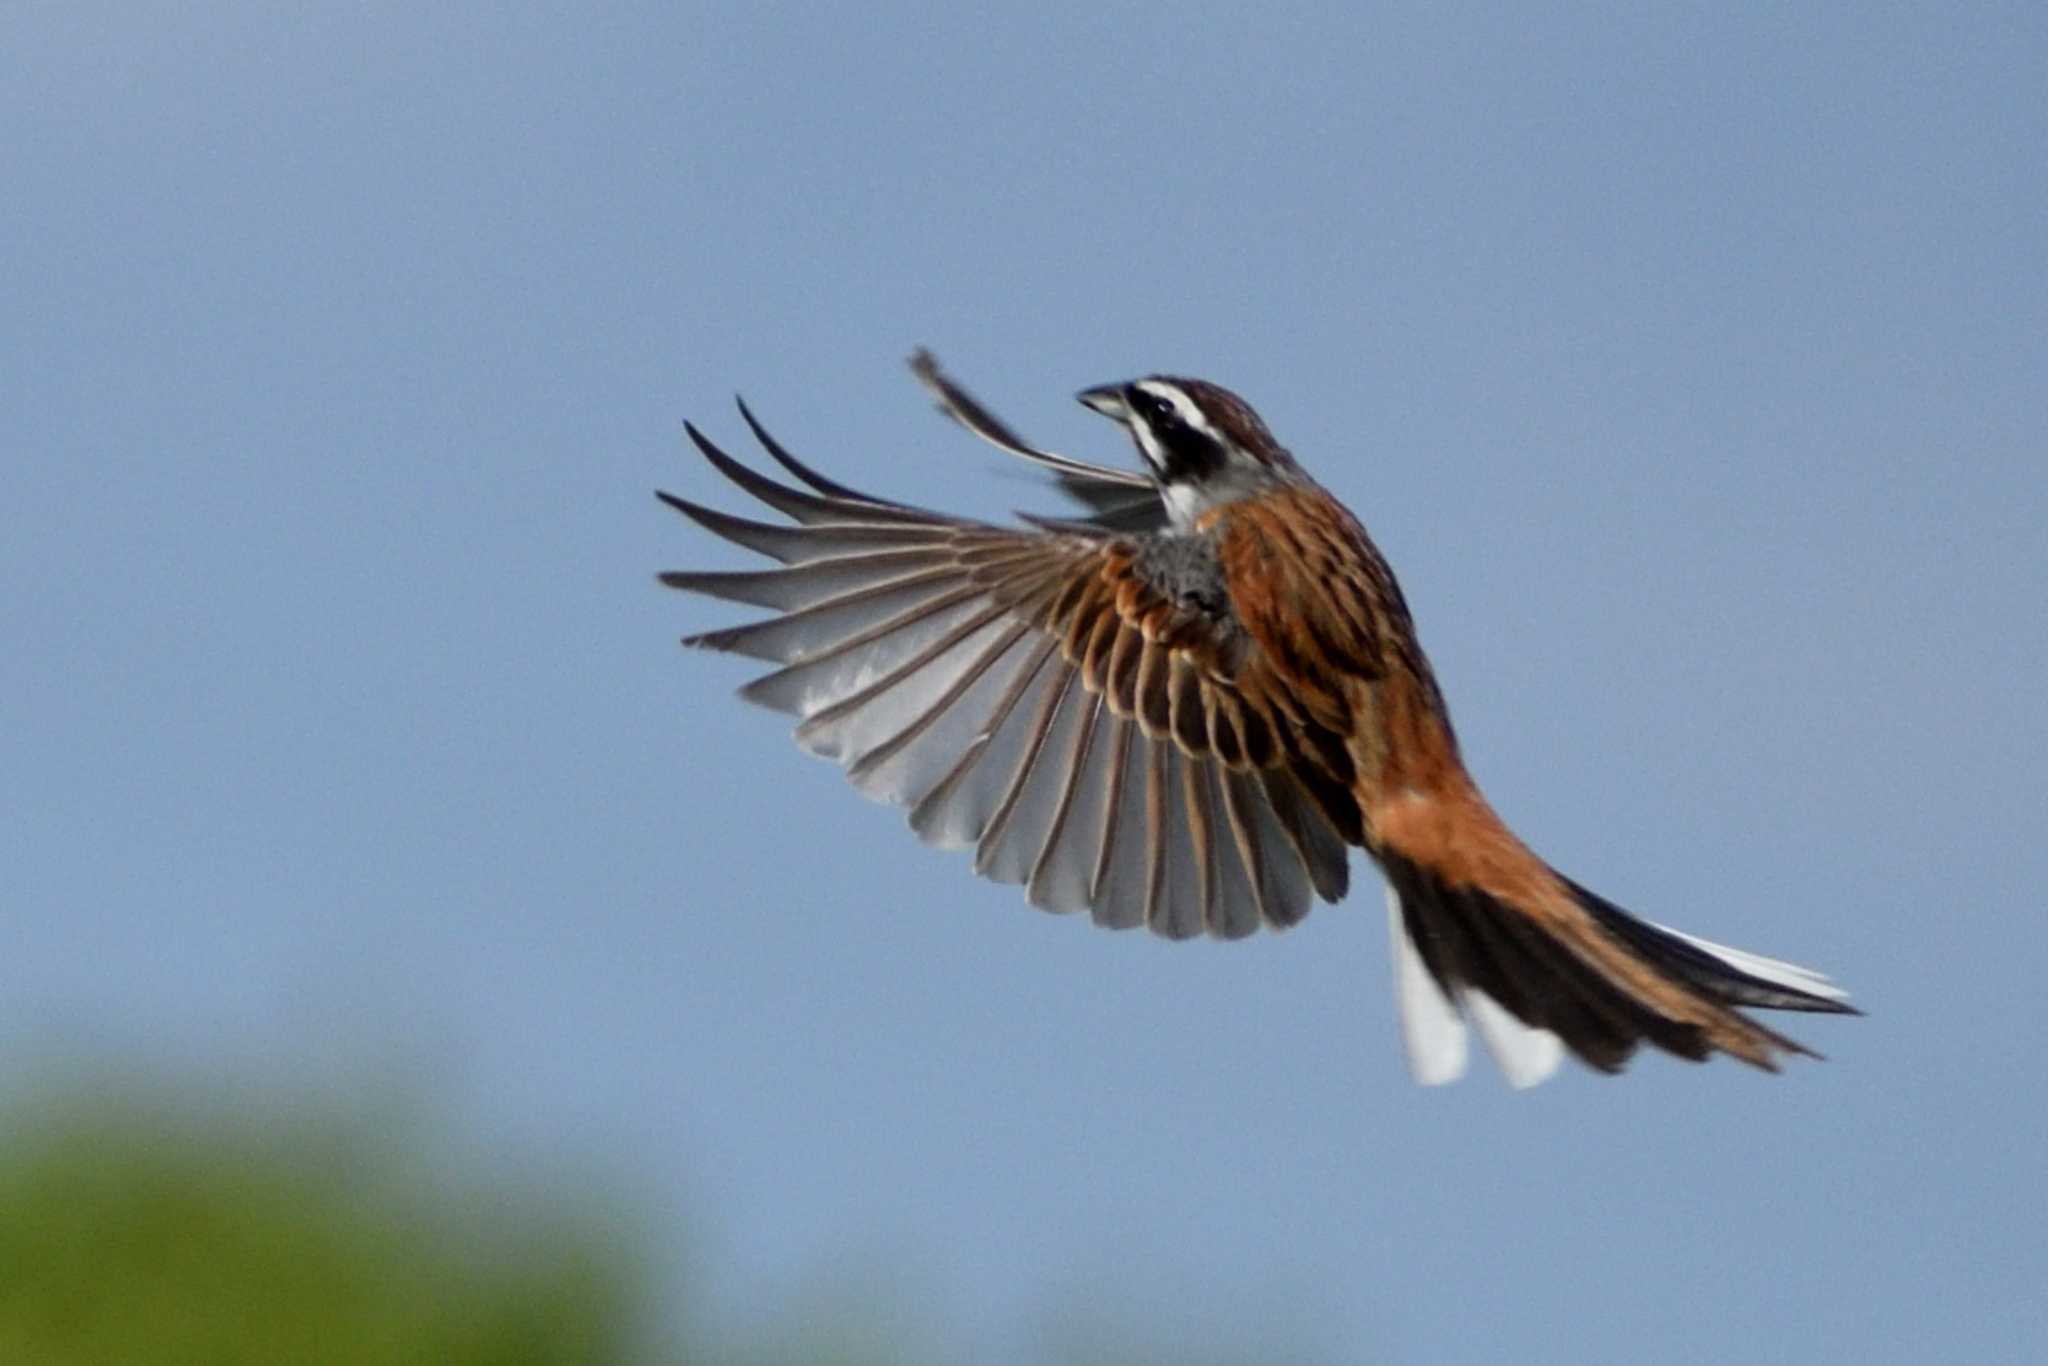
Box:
left=4, top=4, right=2044, bottom=1361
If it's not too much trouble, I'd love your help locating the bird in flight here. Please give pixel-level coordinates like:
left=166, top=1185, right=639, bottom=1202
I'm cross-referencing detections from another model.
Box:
left=658, top=352, right=1856, bottom=1087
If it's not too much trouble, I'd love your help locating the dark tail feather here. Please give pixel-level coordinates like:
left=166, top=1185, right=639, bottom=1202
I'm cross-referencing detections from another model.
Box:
left=1560, top=874, right=1861, bottom=1016
left=1384, top=854, right=1705, bottom=1076
left=1381, top=851, right=1858, bottom=1083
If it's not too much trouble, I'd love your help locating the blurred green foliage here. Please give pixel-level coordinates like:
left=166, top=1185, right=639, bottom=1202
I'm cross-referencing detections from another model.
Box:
left=0, top=1078, right=1330, bottom=1366
left=0, top=1091, right=639, bottom=1366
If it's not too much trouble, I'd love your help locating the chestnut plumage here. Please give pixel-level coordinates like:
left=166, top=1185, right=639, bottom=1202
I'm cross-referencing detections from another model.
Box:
left=659, top=353, right=1857, bottom=1086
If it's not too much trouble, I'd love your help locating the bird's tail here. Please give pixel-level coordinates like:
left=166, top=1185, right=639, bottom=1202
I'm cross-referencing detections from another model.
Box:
left=1381, top=851, right=1858, bottom=1088
left=1558, top=874, right=1856, bottom=1015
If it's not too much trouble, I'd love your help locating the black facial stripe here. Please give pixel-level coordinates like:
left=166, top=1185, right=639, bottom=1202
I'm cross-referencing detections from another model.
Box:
left=1159, top=423, right=1226, bottom=482
left=1131, top=385, right=1179, bottom=427
left=1127, top=385, right=1226, bottom=483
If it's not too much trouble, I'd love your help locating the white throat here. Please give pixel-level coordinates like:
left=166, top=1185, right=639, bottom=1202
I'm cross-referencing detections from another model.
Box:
left=1159, top=465, right=1270, bottom=530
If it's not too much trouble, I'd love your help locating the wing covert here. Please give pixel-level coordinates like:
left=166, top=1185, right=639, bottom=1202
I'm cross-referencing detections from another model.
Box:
left=660, top=411, right=1354, bottom=938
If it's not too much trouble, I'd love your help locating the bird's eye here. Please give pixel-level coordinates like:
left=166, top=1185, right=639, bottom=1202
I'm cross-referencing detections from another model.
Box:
left=1139, top=390, right=1179, bottom=426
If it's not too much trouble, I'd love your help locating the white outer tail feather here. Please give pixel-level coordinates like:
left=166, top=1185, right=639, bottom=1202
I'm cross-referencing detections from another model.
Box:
left=1386, top=884, right=1468, bottom=1085
left=1386, top=884, right=1566, bottom=1089
left=1647, top=920, right=1852, bottom=1003
left=1386, top=887, right=1848, bottom=1087
left=1462, top=989, right=1565, bottom=1089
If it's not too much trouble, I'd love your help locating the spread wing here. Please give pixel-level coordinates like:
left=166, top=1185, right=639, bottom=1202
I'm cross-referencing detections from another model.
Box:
left=658, top=413, right=1353, bottom=938
left=907, top=349, right=1168, bottom=533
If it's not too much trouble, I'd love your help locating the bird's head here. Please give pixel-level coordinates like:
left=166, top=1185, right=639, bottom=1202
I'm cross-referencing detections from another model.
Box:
left=1077, top=376, right=1300, bottom=526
